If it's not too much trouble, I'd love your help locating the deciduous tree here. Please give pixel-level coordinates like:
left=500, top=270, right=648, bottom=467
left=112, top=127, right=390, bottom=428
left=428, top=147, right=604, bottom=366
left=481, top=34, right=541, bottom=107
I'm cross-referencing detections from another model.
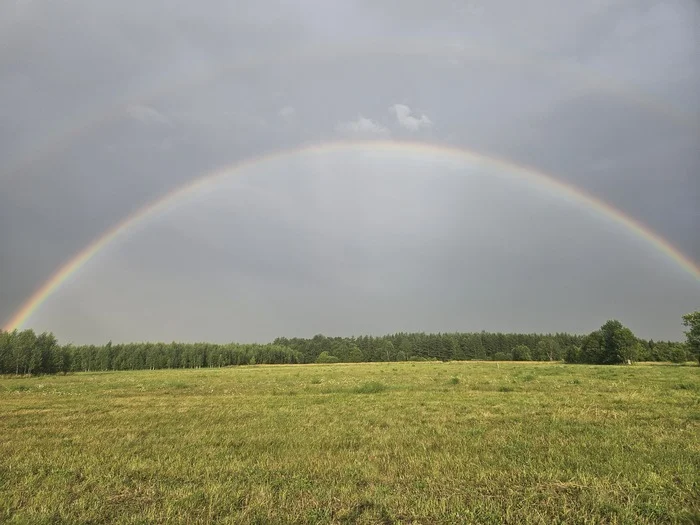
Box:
left=682, top=311, right=700, bottom=364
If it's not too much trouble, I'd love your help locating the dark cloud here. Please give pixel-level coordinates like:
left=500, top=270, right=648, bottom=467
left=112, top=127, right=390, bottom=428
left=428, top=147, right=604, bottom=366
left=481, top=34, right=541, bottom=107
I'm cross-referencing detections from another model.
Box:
left=1, top=0, right=698, bottom=342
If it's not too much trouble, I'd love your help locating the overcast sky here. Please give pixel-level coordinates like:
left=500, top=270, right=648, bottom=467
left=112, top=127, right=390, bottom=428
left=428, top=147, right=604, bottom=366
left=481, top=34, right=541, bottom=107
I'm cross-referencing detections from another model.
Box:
left=1, top=0, right=699, bottom=343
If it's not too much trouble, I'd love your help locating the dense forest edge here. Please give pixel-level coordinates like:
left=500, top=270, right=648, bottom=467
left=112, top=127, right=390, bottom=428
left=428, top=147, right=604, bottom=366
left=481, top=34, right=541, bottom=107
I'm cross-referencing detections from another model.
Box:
left=1, top=312, right=698, bottom=375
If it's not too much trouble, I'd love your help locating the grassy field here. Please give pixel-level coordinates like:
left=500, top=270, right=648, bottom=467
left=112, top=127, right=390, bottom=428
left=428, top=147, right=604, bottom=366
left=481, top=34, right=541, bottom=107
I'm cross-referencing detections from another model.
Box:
left=1, top=362, right=698, bottom=524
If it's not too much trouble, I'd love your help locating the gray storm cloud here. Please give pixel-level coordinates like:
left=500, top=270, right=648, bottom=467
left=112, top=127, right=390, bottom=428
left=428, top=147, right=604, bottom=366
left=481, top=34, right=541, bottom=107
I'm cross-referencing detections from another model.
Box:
left=1, top=0, right=698, bottom=342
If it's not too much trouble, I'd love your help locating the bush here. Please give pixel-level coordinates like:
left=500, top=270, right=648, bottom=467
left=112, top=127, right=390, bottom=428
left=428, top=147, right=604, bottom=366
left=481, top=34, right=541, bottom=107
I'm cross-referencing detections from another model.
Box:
left=315, top=351, right=339, bottom=364
left=512, top=345, right=532, bottom=361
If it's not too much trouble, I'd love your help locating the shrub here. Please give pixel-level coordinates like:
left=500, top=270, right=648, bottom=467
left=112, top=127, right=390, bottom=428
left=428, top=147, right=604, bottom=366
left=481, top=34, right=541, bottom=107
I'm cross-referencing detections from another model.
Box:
left=316, top=352, right=339, bottom=364
left=512, top=345, right=532, bottom=361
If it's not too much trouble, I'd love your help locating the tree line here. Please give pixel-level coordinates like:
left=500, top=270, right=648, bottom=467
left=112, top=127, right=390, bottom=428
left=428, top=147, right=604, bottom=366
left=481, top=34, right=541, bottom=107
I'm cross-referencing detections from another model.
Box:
left=1, top=312, right=697, bottom=376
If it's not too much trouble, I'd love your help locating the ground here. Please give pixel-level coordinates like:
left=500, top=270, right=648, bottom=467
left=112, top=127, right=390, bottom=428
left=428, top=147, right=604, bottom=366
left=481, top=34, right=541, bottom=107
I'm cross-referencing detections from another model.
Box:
left=1, top=361, right=698, bottom=524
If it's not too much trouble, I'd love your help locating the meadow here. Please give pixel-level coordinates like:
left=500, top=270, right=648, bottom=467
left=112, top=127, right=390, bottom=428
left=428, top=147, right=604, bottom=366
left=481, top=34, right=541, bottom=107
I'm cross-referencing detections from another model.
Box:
left=1, top=362, right=698, bottom=524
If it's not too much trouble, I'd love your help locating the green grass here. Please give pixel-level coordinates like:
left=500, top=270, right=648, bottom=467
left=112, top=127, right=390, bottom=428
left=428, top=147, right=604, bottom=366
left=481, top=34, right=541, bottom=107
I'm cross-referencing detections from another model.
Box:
left=353, top=381, right=389, bottom=394
left=1, top=362, right=699, bottom=524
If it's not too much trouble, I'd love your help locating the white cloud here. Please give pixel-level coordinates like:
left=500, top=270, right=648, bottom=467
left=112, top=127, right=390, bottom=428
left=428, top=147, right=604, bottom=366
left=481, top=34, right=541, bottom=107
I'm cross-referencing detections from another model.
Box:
left=335, top=115, right=389, bottom=136
left=278, top=106, right=296, bottom=119
left=389, top=103, right=432, bottom=131
left=125, top=104, right=170, bottom=125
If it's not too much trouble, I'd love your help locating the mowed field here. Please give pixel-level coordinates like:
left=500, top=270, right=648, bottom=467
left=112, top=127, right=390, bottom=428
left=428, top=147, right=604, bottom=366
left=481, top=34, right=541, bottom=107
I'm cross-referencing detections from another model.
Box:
left=1, top=362, right=698, bottom=524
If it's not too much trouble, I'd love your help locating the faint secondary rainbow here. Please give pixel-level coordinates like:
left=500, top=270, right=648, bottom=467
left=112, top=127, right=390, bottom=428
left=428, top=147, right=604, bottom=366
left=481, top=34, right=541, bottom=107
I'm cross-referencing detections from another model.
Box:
left=4, top=139, right=699, bottom=332
left=3, top=39, right=697, bottom=185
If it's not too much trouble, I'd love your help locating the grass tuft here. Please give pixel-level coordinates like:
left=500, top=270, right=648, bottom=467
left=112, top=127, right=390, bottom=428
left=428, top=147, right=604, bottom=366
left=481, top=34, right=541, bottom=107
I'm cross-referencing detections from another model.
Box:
left=165, top=381, right=189, bottom=389
left=7, top=384, right=31, bottom=392
left=352, top=381, right=389, bottom=394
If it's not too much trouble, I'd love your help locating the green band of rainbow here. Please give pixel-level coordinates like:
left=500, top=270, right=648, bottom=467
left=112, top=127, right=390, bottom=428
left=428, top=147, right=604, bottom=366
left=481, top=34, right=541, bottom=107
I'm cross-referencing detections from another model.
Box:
left=4, top=139, right=699, bottom=331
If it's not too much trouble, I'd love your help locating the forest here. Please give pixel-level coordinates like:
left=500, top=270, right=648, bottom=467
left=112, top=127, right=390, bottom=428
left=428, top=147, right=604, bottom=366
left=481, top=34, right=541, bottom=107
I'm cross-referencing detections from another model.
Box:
left=1, top=315, right=696, bottom=375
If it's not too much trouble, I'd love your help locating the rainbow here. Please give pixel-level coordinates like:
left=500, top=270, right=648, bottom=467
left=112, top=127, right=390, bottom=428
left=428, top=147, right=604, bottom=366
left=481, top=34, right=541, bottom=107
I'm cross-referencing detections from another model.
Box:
left=4, top=139, right=699, bottom=332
